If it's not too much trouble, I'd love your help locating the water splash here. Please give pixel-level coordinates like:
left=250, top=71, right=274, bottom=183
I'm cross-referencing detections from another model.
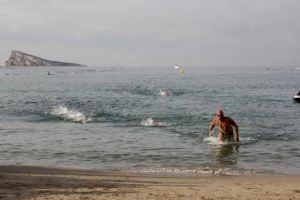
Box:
left=141, top=117, right=171, bottom=127
left=203, top=136, right=220, bottom=144
left=159, top=89, right=172, bottom=96
left=203, top=136, right=257, bottom=145
left=50, top=106, right=90, bottom=123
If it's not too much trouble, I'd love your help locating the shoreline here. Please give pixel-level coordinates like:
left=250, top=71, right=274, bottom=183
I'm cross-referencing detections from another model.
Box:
left=0, top=165, right=299, bottom=200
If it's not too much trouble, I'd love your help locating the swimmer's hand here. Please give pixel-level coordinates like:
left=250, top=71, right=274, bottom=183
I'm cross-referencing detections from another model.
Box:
left=209, top=130, right=213, bottom=136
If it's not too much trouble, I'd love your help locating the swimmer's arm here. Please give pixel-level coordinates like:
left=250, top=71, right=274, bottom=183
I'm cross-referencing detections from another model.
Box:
left=209, top=118, right=216, bottom=136
left=235, top=125, right=239, bottom=142
left=231, top=119, right=239, bottom=142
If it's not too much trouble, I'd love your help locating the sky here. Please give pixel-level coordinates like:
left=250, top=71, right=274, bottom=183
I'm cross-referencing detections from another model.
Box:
left=0, top=0, right=300, bottom=67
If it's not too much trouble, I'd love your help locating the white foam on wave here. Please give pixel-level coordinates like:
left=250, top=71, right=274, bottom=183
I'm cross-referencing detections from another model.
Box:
left=50, top=106, right=91, bottom=123
left=130, top=166, right=256, bottom=176
left=203, top=136, right=257, bottom=145
left=141, top=117, right=171, bottom=127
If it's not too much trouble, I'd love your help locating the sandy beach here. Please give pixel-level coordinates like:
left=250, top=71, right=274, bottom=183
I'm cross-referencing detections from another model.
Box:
left=0, top=166, right=299, bottom=200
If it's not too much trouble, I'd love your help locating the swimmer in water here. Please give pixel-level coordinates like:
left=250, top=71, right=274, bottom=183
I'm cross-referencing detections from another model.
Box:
left=209, top=110, right=239, bottom=143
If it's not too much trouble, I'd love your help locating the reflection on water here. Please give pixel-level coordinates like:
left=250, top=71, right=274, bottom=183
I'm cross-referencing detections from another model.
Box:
left=214, top=144, right=240, bottom=166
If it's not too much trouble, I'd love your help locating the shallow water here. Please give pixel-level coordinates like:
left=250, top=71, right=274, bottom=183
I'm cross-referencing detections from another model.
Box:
left=0, top=66, right=299, bottom=175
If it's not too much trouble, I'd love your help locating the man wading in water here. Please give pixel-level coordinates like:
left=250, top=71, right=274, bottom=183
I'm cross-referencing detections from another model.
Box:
left=209, top=110, right=239, bottom=143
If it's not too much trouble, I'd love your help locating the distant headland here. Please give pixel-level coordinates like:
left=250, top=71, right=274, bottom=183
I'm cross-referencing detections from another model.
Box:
left=4, top=50, right=85, bottom=67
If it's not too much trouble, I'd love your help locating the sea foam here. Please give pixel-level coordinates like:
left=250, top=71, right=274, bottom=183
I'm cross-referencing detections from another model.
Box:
left=203, top=136, right=257, bottom=145
left=130, top=166, right=258, bottom=176
left=141, top=117, right=171, bottom=127
left=50, top=106, right=90, bottom=123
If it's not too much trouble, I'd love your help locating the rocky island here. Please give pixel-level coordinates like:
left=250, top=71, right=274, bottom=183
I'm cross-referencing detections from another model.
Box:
left=5, top=50, right=84, bottom=67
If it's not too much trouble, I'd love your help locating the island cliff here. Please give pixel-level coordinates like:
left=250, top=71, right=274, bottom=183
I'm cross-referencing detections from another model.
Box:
left=5, top=50, right=84, bottom=67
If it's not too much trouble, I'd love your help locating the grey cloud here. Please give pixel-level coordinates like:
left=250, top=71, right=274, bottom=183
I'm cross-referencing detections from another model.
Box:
left=1, top=0, right=300, bottom=66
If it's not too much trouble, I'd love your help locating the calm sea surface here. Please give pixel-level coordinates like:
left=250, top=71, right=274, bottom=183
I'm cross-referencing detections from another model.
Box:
left=0, top=66, right=299, bottom=175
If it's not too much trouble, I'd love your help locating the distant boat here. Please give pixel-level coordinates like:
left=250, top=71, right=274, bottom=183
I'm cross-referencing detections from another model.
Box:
left=293, top=91, right=300, bottom=103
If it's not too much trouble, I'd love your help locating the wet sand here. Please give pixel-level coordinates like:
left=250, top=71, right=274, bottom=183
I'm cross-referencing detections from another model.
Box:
left=0, top=165, right=299, bottom=200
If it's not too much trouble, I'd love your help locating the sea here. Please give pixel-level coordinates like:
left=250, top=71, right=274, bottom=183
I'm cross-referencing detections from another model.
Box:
left=0, top=66, right=299, bottom=176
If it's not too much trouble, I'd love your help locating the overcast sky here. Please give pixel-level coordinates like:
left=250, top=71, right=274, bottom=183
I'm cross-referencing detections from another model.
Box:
left=0, top=0, right=300, bottom=67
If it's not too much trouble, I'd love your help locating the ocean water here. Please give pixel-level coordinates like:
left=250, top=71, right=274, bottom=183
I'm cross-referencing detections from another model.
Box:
left=0, top=66, right=299, bottom=175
